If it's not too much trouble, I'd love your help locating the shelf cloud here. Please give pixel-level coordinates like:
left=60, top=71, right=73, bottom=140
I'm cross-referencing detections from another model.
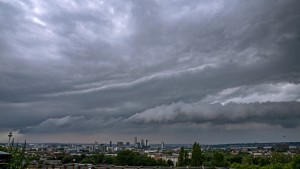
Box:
left=0, top=0, right=300, bottom=143
left=128, top=101, right=300, bottom=128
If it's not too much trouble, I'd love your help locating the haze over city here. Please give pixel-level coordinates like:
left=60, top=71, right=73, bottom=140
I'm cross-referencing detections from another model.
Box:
left=0, top=0, right=300, bottom=144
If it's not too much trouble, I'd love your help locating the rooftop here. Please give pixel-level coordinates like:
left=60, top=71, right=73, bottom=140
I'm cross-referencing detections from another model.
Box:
left=0, top=151, right=11, bottom=155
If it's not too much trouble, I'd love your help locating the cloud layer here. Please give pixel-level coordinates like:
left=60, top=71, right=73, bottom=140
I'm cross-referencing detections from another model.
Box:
left=0, top=0, right=300, bottom=143
left=128, top=101, right=300, bottom=128
left=203, top=83, right=300, bottom=104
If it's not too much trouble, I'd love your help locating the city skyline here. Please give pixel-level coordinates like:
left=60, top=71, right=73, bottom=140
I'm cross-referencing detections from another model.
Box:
left=0, top=0, right=300, bottom=144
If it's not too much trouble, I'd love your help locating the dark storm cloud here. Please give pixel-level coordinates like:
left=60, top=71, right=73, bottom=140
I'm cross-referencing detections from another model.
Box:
left=0, top=0, right=300, bottom=142
left=202, top=83, right=300, bottom=104
left=19, top=116, right=125, bottom=134
left=128, top=101, right=300, bottom=128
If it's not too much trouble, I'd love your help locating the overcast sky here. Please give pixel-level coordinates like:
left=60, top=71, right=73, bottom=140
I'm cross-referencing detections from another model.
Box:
left=0, top=0, right=300, bottom=144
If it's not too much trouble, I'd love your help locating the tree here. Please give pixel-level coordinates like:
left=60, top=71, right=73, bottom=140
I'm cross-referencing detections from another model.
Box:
left=212, top=152, right=228, bottom=167
left=91, top=154, right=105, bottom=164
left=114, top=150, right=160, bottom=166
left=292, top=155, right=300, bottom=169
left=115, top=150, right=136, bottom=166
left=202, top=152, right=213, bottom=166
left=156, top=159, right=167, bottom=166
left=177, top=147, right=185, bottom=166
left=62, top=155, right=74, bottom=164
left=184, top=150, right=190, bottom=166
left=103, top=155, right=115, bottom=165
left=191, top=142, right=203, bottom=166
left=81, top=157, right=95, bottom=164
left=167, top=159, right=174, bottom=166
left=242, top=155, right=253, bottom=165
left=8, top=140, right=28, bottom=168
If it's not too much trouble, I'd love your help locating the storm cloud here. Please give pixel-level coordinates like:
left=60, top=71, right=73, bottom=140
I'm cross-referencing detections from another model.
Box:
left=128, top=101, right=300, bottom=128
left=0, top=0, right=300, bottom=143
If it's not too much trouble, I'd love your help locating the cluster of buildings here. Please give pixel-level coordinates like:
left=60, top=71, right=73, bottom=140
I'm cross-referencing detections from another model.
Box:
left=205, top=142, right=300, bottom=157
left=1, top=133, right=178, bottom=168
left=1, top=133, right=300, bottom=168
left=62, top=137, right=161, bottom=153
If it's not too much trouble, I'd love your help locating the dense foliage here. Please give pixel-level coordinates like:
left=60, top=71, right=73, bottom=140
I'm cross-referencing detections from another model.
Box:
left=61, top=150, right=169, bottom=166
left=0, top=141, right=28, bottom=169
left=2, top=142, right=300, bottom=169
left=191, top=142, right=203, bottom=166
left=177, top=147, right=189, bottom=166
left=115, top=150, right=167, bottom=166
left=176, top=143, right=300, bottom=169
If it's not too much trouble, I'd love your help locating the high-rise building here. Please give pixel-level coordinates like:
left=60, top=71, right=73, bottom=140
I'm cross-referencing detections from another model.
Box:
left=134, top=137, right=137, bottom=145
left=134, top=137, right=138, bottom=148
left=161, top=141, right=165, bottom=151
left=126, top=142, right=130, bottom=147
left=146, top=140, right=149, bottom=147
left=141, top=139, right=145, bottom=147
left=110, top=141, right=112, bottom=147
left=99, top=144, right=106, bottom=152
left=117, top=142, right=124, bottom=147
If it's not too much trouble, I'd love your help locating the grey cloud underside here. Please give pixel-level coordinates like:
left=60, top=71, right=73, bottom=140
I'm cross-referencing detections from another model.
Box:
left=0, top=0, right=300, bottom=141
left=128, top=101, right=300, bottom=128
left=21, top=101, right=300, bottom=134
left=202, top=83, right=300, bottom=104
left=19, top=116, right=125, bottom=134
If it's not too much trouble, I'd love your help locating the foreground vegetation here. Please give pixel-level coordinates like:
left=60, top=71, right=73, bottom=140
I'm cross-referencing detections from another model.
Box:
left=178, top=142, right=300, bottom=169
left=0, top=141, right=27, bottom=168
left=59, top=150, right=172, bottom=166
left=1, top=142, right=300, bottom=169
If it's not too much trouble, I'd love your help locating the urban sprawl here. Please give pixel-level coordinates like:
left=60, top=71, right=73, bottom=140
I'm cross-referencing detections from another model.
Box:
left=0, top=133, right=300, bottom=169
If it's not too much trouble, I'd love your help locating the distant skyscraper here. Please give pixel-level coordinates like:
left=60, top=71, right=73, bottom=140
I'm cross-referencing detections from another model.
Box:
left=134, top=137, right=137, bottom=145
left=134, top=137, right=138, bottom=148
left=110, top=141, right=112, bottom=147
left=141, top=139, right=145, bottom=147
left=117, top=142, right=123, bottom=147
left=161, top=141, right=165, bottom=151
left=146, top=140, right=149, bottom=147
left=99, top=144, right=106, bottom=152
left=126, top=142, right=130, bottom=147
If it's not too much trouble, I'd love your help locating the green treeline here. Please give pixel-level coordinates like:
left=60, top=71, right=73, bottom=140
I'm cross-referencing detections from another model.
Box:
left=0, top=141, right=28, bottom=169
left=1, top=142, right=300, bottom=169
left=0, top=145, right=173, bottom=167
left=61, top=150, right=171, bottom=166
left=178, top=142, right=203, bottom=167
left=177, top=142, right=300, bottom=169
